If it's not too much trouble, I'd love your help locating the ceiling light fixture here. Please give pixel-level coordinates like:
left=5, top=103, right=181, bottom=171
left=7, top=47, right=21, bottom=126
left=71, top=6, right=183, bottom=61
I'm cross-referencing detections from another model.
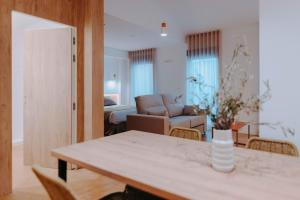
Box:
left=161, top=21, right=168, bottom=37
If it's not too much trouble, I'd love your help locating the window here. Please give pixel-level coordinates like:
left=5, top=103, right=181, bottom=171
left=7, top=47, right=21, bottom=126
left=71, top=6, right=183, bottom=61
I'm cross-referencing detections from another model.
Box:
left=186, top=56, right=219, bottom=107
left=130, top=62, right=154, bottom=103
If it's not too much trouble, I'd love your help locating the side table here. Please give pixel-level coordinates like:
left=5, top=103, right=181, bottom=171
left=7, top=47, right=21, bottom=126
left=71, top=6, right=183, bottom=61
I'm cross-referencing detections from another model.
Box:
left=212, top=121, right=251, bottom=146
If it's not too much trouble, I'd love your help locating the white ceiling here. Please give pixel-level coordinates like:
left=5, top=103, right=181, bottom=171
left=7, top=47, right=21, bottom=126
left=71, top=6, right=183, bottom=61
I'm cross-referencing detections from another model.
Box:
left=104, top=0, right=259, bottom=51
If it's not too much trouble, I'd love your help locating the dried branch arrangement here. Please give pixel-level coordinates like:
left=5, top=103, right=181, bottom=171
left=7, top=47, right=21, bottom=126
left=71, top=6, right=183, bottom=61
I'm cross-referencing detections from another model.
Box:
left=187, top=42, right=294, bottom=136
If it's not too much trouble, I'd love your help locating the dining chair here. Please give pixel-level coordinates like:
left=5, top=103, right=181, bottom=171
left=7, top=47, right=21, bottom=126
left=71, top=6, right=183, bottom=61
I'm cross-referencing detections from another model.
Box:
left=32, top=165, right=124, bottom=200
left=169, top=127, right=202, bottom=141
left=246, top=137, right=299, bottom=157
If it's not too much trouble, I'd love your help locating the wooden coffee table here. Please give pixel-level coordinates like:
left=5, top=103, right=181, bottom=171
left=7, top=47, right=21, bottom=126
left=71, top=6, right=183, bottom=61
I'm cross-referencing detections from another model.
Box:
left=212, top=121, right=251, bottom=146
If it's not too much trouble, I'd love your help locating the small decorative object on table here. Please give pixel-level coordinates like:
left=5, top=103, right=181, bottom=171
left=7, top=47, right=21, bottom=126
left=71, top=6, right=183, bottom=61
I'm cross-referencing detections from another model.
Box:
left=212, top=129, right=234, bottom=172
left=187, top=41, right=274, bottom=173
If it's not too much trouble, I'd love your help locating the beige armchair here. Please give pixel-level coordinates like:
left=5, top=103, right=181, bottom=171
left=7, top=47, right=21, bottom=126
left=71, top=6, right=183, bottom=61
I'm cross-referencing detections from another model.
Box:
left=127, top=94, right=207, bottom=135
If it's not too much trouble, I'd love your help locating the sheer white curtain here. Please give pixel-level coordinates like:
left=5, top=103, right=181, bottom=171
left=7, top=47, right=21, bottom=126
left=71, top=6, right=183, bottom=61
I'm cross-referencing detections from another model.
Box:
left=187, top=56, right=219, bottom=106
left=129, top=48, right=155, bottom=104
left=186, top=31, right=220, bottom=108
left=186, top=31, right=220, bottom=130
left=131, top=62, right=154, bottom=103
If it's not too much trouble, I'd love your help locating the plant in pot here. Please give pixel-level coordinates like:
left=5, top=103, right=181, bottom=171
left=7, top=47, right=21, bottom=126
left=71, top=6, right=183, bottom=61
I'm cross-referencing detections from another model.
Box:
left=187, top=42, right=272, bottom=172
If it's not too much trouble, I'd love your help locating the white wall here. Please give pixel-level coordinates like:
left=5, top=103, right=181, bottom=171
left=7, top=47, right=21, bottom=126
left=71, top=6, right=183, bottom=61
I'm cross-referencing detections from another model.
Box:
left=259, top=0, right=300, bottom=148
left=105, top=47, right=128, bottom=58
left=12, top=12, right=68, bottom=144
left=104, top=47, right=130, bottom=104
left=155, top=42, right=187, bottom=100
left=155, top=24, right=260, bottom=134
left=222, top=23, right=260, bottom=134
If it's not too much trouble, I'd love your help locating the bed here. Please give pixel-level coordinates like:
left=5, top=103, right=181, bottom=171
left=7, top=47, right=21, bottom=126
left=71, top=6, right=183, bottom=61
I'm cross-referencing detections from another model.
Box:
left=104, top=95, right=136, bottom=136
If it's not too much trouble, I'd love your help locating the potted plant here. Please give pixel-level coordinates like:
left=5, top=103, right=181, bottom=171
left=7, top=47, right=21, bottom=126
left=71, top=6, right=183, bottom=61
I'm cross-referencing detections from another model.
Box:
left=187, top=42, right=272, bottom=172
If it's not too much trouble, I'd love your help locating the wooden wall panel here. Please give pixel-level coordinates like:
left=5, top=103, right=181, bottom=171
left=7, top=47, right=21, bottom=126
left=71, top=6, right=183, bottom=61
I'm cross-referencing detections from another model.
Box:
left=13, top=0, right=75, bottom=25
left=91, top=0, right=104, bottom=139
left=12, top=0, right=85, bottom=144
left=84, top=0, right=104, bottom=139
left=0, top=0, right=104, bottom=196
left=84, top=0, right=93, bottom=140
left=74, top=0, right=86, bottom=143
left=0, top=0, right=13, bottom=196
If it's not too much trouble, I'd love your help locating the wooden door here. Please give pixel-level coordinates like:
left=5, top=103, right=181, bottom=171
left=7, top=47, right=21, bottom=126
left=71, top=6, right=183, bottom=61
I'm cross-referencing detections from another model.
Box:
left=24, top=28, right=73, bottom=168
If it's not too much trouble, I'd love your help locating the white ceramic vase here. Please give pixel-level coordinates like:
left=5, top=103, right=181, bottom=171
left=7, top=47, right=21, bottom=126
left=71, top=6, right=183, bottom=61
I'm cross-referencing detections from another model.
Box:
left=212, top=129, right=235, bottom=173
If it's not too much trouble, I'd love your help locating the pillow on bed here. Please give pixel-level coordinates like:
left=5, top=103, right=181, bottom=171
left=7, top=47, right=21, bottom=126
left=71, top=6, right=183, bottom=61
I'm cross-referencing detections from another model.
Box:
left=104, top=97, right=117, bottom=106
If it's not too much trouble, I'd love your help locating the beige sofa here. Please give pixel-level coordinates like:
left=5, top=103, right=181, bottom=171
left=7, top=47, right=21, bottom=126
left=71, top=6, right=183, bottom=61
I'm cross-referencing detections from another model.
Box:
left=127, top=94, right=207, bottom=135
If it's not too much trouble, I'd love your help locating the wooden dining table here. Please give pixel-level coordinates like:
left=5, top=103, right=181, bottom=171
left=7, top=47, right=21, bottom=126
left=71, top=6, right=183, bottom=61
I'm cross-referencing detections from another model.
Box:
left=51, top=130, right=300, bottom=200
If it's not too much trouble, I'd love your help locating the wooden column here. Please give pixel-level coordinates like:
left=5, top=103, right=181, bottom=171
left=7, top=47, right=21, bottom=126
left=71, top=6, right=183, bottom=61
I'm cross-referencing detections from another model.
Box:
left=74, top=0, right=86, bottom=143
left=0, top=0, right=13, bottom=196
left=84, top=0, right=104, bottom=140
left=0, top=0, right=104, bottom=196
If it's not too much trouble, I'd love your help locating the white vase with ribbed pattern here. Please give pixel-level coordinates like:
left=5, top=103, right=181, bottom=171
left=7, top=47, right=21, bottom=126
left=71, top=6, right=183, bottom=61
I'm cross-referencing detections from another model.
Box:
left=212, top=129, right=235, bottom=172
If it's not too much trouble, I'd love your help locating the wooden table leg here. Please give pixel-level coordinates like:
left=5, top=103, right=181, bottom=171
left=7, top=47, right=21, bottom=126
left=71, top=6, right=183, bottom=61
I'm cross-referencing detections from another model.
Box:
left=236, top=130, right=239, bottom=146
left=58, top=159, right=67, bottom=182
left=248, top=124, right=251, bottom=139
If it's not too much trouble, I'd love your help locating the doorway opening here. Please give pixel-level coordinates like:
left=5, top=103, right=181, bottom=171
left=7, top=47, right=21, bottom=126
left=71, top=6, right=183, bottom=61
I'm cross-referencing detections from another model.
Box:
left=12, top=11, right=77, bottom=191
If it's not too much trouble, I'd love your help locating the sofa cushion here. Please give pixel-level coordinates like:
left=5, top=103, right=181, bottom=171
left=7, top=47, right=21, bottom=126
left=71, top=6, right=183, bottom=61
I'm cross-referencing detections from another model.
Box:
left=169, top=115, right=206, bottom=129
left=169, top=116, right=191, bottom=128
left=189, top=115, right=206, bottom=128
left=145, top=106, right=168, bottom=116
left=183, top=105, right=198, bottom=116
left=162, top=94, right=184, bottom=117
left=162, top=94, right=177, bottom=104
left=166, top=104, right=184, bottom=117
left=135, top=95, right=166, bottom=115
